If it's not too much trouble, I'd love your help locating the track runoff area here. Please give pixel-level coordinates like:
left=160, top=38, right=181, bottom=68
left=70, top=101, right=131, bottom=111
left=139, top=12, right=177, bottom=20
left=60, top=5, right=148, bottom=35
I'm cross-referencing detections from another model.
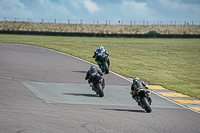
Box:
left=22, top=48, right=200, bottom=113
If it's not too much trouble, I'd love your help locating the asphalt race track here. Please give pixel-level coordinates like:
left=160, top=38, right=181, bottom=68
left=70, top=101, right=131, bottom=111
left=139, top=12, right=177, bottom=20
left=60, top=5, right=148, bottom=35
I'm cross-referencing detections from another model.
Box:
left=0, top=43, right=200, bottom=133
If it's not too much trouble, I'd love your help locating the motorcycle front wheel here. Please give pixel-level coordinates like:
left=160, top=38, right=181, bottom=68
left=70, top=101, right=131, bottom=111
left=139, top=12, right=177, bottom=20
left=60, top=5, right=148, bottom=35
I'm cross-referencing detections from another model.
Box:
left=102, top=62, right=109, bottom=74
left=141, top=97, right=152, bottom=113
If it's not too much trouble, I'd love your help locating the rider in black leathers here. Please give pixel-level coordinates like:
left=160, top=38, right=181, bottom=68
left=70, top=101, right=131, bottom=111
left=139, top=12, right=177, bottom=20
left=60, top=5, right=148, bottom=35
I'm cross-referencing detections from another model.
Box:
left=130, top=77, right=149, bottom=99
left=85, top=66, right=103, bottom=87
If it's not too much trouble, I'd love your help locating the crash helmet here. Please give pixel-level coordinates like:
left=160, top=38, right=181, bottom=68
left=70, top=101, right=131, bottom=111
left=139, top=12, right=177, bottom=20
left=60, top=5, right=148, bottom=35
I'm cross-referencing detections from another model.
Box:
left=90, top=66, right=97, bottom=74
left=133, top=77, right=140, bottom=82
left=98, top=45, right=104, bottom=51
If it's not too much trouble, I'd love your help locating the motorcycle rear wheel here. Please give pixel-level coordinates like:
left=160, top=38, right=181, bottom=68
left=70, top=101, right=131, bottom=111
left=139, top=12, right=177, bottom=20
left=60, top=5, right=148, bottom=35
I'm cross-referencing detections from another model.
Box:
left=96, top=83, right=104, bottom=97
left=141, top=97, right=152, bottom=113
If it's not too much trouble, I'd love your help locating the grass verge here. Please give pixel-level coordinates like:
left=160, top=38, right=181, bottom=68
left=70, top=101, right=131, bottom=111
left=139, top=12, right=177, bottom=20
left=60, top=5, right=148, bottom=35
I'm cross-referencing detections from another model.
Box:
left=0, top=34, right=199, bottom=99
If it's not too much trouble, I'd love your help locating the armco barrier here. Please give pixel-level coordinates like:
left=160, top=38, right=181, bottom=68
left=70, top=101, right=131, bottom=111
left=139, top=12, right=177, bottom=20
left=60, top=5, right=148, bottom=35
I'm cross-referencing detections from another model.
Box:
left=0, top=30, right=200, bottom=38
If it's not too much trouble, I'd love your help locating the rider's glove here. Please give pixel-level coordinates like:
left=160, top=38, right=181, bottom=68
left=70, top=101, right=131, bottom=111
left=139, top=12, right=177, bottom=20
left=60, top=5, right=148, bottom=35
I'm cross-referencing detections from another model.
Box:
left=130, top=90, right=133, bottom=94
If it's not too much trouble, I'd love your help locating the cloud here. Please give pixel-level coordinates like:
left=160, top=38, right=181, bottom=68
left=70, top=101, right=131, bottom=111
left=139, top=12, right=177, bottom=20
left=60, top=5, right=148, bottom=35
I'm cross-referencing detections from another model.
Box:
left=0, top=0, right=199, bottom=24
left=97, top=0, right=149, bottom=22
left=179, top=0, right=200, bottom=4
left=81, top=0, right=100, bottom=13
left=0, top=0, right=32, bottom=18
left=120, top=1, right=148, bottom=19
left=153, top=0, right=200, bottom=21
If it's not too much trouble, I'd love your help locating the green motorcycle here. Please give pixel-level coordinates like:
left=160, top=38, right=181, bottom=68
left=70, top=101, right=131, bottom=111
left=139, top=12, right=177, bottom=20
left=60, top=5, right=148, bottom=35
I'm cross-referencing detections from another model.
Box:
left=97, top=53, right=109, bottom=74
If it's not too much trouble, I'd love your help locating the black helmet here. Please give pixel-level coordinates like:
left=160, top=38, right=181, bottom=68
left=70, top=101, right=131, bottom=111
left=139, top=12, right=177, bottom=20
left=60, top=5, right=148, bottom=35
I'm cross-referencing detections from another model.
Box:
left=90, top=66, right=97, bottom=74
left=133, top=77, right=140, bottom=82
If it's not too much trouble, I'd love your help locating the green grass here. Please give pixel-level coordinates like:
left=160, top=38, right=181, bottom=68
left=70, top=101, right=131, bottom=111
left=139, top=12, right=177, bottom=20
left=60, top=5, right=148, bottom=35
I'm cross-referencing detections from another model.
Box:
left=0, top=34, right=200, bottom=99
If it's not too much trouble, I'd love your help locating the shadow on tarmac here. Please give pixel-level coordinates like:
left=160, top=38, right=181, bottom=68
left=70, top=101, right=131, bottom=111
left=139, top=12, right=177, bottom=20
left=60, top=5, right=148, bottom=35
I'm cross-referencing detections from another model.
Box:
left=62, top=93, right=97, bottom=97
left=72, top=71, right=88, bottom=73
left=103, top=108, right=146, bottom=113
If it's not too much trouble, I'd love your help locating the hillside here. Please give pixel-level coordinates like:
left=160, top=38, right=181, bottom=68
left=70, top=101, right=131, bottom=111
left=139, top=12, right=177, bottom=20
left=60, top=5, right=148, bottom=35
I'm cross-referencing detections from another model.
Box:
left=0, top=21, right=200, bottom=35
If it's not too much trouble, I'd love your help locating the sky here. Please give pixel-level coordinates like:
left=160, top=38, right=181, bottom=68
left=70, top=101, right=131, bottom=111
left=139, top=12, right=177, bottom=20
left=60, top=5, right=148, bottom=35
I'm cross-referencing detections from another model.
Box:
left=0, top=0, right=200, bottom=24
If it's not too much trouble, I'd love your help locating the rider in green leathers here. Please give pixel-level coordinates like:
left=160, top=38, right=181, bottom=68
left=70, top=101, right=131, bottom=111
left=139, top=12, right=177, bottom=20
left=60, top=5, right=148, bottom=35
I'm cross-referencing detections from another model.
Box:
left=93, top=45, right=110, bottom=67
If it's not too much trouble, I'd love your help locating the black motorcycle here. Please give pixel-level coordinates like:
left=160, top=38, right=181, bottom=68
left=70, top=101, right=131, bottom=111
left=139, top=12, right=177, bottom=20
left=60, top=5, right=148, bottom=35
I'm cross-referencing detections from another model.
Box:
left=133, top=87, right=152, bottom=113
left=95, top=50, right=109, bottom=74
left=90, top=75, right=105, bottom=97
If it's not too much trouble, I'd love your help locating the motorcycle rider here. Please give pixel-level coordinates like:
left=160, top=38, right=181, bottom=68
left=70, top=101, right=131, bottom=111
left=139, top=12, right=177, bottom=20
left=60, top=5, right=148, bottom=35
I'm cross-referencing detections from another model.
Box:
left=130, top=77, right=149, bottom=101
left=85, top=66, right=103, bottom=88
left=93, top=45, right=110, bottom=67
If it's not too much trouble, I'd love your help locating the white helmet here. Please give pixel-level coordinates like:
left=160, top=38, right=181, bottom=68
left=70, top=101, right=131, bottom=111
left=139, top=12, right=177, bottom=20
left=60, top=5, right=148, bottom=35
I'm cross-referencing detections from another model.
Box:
left=133, top=77, right=140, bottom=82
left=98, top=45, right=104, bottom=50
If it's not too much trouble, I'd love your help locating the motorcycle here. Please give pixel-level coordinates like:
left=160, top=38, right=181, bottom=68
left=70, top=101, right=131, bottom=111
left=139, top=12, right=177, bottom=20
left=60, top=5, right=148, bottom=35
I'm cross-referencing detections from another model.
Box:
left=133, top=87, right=152, bottom=113
left=95, top=50, right=109, bottom=74
left=90, top=74, right=105, bottom=97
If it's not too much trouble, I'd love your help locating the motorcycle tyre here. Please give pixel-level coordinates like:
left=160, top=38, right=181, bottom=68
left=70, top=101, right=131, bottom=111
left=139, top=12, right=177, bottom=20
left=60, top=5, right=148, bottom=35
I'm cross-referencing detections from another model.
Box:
left=141, top=97, right=152, bottom=113
left=96, top=83, right=104, bottom=97
left=103, top=62, right=109, bottom=74
left=102, top=78, right=105, bottom=89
